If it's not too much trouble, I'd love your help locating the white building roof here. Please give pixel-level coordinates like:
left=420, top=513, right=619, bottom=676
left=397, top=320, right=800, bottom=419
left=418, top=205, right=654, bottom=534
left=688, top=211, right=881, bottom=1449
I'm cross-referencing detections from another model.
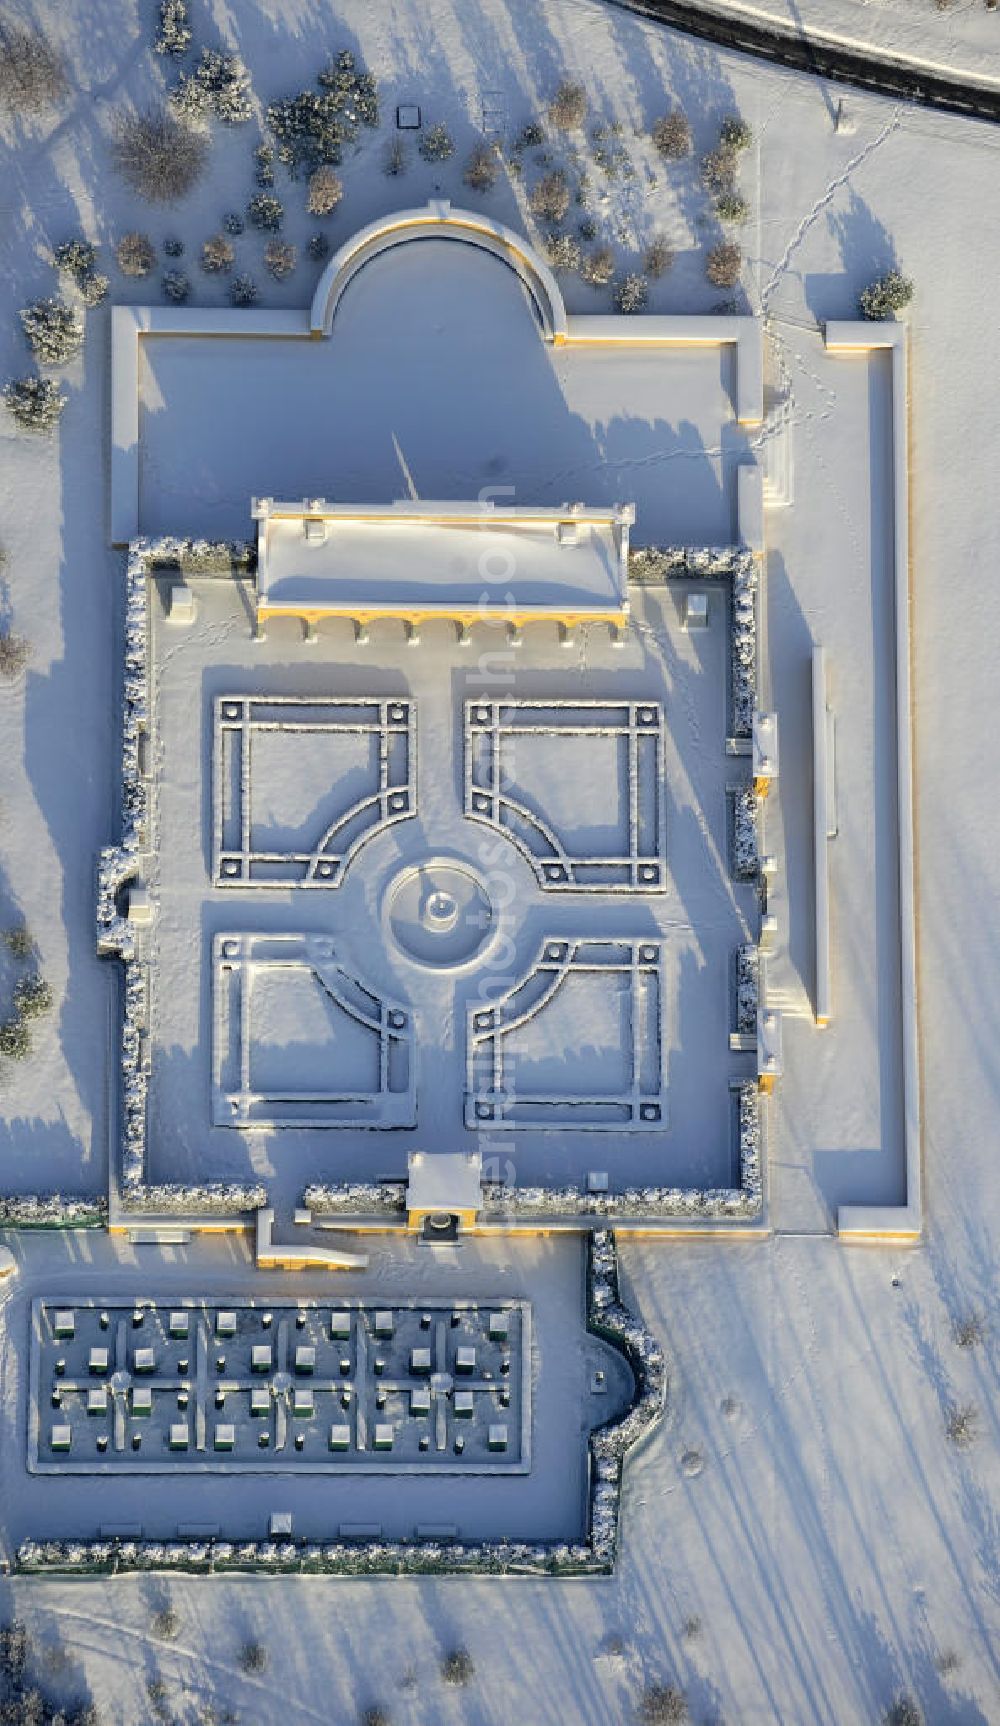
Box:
left=252, top=498, right=633, bottom=623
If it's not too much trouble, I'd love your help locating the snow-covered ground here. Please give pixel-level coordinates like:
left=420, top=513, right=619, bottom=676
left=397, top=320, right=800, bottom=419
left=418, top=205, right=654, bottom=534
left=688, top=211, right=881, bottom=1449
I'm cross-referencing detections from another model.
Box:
left=0, top=2, right=998, bottom=1723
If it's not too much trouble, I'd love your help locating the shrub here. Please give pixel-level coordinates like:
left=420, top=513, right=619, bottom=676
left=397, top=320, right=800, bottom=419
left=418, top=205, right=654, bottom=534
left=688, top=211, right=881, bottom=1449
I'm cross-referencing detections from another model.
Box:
left=578, top=214, right=597, bottom=240
left=518, top=121, right=545, bottom=149
left=163, top=236, right=184, bottom=257
left=115, top=232, right=156, bottom=277
left=155, top=0, right=191, bottom=57
left=112, top=105, right=208, bottom=202
left=54, top=240, right=97, bottom=283
left=383, top=137, right=406, bottom=176
left=885, top=1701, right=923, bottom=1726
left=171, top=50, right=252, bottom=126
left=716, top=192, right=750, bottom=224
left=360, top=1709, right=390, bottom=1726
left=201, top=234, right=234, bottom=274
left=706, top=241, right=742, bottom=288
left=858, top=269, right=913, bottom=320
left=0, top=26, right=66, bottom=114
left=267, top=51, right=378, bottom=177
left=0, top=1620, right=28, bottom=1679
left=307, top=165, right=343, bottom=216
left=151, top=1607, right=180, bottom=1641
left=953, top=1312, right=984, bottom=1348
left=549, top=81, right=587, bottom=130
left=222, top=212, right=244, bottom=237
left=639, top=1685, right=688, bottom=1724
left=441, top=1649, right=474, bottom=1687
left=644, top=236, right=673, bottom=278
left=529, top=168, right=570, bottom=222
left=581, top=245, right=615, bottom=286
left=307, top=232, right=330, bottom=262
left=614, top=272, right=648, bottom=313
left=463, top=142, right=499, bottom=193
left=239, top=1641, right=267, bottom=1674
left=945, top=1403, right=978, bottom=1446
left=20, top=299, right=83, bottom=366
left=3, top=377, right=66, bottom=431
left=651, top=110, right=691, bottom=160
left=720, top=114, right=753, bottom=152
left=254, top=142, right=275, bottom=186
left=247, top=192, right=283, bottom=231
left=15, top=974, right=52, bottom=1021
left=0, top=632, right=30, bottom=680
left=264, top=241, right=296, bottom=280
left=419, top=123, right=454, bottom=163
left=543, top=232, right=581, bottom=272
left=162, top=270, right=190, bottom=304
left=230, top=274, right=257, bottom=307
left=701, top=144, right=737, bottom=192
left=0, top=1017, right=30, bottom=1060
left=2, top=925, right=35, bottom=958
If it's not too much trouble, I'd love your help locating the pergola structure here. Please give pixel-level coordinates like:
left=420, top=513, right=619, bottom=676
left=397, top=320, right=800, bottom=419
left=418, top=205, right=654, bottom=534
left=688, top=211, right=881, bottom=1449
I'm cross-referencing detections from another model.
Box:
left=251, top=497, right=635, bottom=643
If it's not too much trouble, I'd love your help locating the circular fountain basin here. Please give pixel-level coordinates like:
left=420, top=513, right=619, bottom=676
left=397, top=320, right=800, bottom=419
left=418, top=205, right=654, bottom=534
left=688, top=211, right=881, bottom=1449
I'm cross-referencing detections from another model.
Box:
left=387, top=861, right=494, bottom=969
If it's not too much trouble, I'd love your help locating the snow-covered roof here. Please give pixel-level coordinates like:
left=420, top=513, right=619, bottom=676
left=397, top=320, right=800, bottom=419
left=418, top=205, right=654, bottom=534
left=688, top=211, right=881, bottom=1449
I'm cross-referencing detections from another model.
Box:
left=252, top=498, right=634, bottom=624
